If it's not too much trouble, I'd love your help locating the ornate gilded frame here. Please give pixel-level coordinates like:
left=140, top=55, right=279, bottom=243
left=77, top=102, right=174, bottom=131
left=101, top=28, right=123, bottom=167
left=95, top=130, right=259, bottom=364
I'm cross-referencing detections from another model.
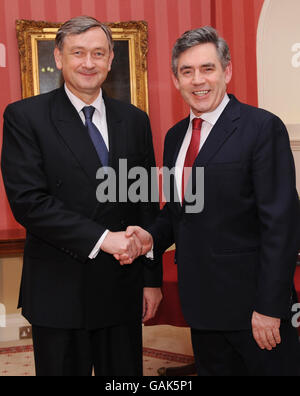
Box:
left=16, top=19, right=149, bottom=113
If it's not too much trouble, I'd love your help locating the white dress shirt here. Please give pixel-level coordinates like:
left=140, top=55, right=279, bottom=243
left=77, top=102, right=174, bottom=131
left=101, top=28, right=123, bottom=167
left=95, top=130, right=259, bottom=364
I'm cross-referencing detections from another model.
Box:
left=64, top=84, right=109, bottom=150
left=175, top=93, right=230, bottom=203
left=64, top=84, right=109, bottom=259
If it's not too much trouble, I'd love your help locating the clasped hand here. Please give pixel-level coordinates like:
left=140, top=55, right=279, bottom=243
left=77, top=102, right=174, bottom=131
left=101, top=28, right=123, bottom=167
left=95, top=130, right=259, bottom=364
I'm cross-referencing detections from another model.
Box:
left=101, top=227, right=153, bottom=265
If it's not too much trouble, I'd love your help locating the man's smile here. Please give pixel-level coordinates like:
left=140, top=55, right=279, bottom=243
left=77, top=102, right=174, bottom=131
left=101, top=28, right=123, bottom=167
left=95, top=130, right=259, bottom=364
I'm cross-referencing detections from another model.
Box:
left=192, top=90, right=210, bottom=97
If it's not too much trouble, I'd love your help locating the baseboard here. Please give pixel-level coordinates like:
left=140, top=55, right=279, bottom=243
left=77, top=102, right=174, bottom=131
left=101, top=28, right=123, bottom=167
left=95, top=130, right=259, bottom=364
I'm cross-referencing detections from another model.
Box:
left=0, top=313, right=30, bottom=342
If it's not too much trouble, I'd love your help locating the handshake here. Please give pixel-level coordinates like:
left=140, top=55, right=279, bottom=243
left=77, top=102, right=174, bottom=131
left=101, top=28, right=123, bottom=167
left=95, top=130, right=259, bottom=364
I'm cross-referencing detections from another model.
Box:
left=101, top=226, right=153, bottom=265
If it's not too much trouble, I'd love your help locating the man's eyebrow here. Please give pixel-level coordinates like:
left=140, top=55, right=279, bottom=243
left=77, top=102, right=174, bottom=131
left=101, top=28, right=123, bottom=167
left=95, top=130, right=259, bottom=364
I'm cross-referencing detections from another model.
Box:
left=201, top=62, right=216, bottom=68
left=69, top=46, right=107, bottom=51
left=179, top=65, right=193, bottom=72
left=93, top=47, right=107, bottom=51
left=179, top=62, right=216, bottom=72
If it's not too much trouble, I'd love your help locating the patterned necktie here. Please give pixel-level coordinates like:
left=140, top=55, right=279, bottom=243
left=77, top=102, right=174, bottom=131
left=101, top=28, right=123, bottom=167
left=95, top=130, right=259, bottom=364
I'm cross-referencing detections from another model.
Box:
left=82, top=106, right=109, bottom=167
left=182, top=118, right=203, bottom=201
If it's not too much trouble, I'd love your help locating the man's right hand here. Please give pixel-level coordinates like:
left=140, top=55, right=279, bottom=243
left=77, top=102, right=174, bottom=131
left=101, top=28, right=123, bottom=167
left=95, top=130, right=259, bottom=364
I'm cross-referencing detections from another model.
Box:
left=101, top=231, right=143, bottom=264
left=114, top=226, right=153, bottom=265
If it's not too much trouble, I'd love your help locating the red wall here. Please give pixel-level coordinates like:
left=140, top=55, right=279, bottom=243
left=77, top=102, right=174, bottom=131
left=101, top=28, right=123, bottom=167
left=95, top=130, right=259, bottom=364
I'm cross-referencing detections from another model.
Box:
left=0, top=0, right=264, bottom=232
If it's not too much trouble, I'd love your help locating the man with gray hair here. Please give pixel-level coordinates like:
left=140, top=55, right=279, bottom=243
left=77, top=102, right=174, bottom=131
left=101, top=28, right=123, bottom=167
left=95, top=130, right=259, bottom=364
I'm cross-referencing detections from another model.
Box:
left=123, top=26, right=300, bottom=376
left=1, top=16, right=162, bottom=376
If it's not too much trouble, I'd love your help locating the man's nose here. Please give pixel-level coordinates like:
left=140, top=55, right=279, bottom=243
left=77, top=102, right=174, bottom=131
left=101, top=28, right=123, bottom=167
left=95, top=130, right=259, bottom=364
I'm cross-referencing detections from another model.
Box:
left=82, top=54, right=95, bottom=68
left=192, top=70, right=205, bottom=85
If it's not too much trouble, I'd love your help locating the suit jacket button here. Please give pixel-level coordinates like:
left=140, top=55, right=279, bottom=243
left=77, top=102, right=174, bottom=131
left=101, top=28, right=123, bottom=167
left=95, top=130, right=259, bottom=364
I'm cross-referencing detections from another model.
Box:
left=56, top=180, right=62, bottom=188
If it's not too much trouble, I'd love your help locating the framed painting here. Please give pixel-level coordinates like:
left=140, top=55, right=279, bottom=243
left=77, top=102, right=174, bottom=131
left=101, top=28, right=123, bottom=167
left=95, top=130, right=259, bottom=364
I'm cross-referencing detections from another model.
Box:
left=16, top=19, right=149, bottom=113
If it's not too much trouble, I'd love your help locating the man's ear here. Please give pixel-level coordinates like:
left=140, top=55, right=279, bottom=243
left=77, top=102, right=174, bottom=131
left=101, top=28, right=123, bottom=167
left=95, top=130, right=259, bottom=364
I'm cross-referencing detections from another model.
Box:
left=54, top=47, right=63, bottom=70
left=108, top=51, right=115, bottom=72
left=171, top=73, right=180, bottom=91
left=224, top=61, right=233, bottom=85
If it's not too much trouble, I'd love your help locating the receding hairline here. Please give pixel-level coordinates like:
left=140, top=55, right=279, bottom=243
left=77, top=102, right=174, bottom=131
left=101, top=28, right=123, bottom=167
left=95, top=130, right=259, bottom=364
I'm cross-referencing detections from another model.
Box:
left=59, top=27, right=112, bottom=51
left=176, top=43, right=224, bottom=70
left=172, top=26, right=231, bottom=76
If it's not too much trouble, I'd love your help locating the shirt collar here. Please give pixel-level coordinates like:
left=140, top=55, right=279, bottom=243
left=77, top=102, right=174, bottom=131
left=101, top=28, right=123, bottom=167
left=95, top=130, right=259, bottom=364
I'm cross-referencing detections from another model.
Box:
left=190, top=93, right=230, bottom=126
left=64, top=83, right=104, bottom=116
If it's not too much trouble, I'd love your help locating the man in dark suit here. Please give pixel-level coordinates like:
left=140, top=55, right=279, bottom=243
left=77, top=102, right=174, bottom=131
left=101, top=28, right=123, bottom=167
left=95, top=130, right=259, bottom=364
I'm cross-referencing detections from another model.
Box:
left=1, top=16, right=162, bottom=376
left=121, top=27, right=300, bottom=376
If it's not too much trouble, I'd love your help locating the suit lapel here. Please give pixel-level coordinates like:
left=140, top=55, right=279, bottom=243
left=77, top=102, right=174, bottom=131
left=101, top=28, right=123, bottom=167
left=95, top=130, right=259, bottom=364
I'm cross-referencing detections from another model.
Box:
left=194, top=95, right=240, bottom=167
left=51, top=89, right=128, bottom=186
left=103, top=94, right=127, bottom=169
left=169, top=95, right=241, bottom=171
left=51, top=88, right=130, bottom=216
left=171, top=117, right=190, bottom=168
left=163, top=117, right=190, bottom=216
left=180, top=95, right=241, bottom=211
left=50, top=87, right=101, bottom=188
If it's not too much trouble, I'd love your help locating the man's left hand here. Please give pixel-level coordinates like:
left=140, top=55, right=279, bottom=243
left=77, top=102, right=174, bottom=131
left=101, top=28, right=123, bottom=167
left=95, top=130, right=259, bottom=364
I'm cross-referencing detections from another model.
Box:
left=142, top=288, right=163, bottom=323
left=251, top=311, right=281, bottom=350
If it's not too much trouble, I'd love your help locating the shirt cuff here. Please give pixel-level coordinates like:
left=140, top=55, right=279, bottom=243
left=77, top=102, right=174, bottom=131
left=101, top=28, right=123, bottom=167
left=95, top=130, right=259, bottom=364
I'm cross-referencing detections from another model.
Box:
left=145, top=245, right=154, bottom=260
left=88, top=230, right=109, bottom=259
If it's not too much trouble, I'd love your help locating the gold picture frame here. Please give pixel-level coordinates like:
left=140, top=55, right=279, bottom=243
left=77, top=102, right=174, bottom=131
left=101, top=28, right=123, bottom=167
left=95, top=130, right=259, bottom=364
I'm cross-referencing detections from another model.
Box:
left=16, top=19, right=149, bottom=113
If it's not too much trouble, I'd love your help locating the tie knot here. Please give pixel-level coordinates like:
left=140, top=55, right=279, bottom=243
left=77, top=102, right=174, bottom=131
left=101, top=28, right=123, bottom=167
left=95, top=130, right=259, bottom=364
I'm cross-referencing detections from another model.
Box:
left=82, top=106, right=95, bottom=121
left=192, top=118, right=203, bottom=131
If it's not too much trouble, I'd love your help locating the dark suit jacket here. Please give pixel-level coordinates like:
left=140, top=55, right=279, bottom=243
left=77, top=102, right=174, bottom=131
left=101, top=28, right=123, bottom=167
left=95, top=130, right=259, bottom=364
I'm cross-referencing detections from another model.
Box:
left=149, top=94, right=300, bottom=331
left=1, top=86, right=162, bottom=330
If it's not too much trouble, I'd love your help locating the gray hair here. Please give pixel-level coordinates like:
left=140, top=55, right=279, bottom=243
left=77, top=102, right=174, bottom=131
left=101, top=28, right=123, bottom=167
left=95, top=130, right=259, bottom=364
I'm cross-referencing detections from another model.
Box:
left=55, top=16, right=114, bottom=52
left=172, top=26, right=231, bottom=76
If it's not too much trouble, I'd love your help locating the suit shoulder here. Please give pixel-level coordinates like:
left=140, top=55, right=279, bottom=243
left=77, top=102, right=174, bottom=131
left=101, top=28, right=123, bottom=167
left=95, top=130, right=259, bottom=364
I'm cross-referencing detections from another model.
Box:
left=239, top=101, right=282, bottom=125
left=236, top=100, right=288, bottom=145
left=105, top=96, right=148, bottom=120
left=4, top=89, right=58, bottom=116
left=165, top=117, right=189, bottom=141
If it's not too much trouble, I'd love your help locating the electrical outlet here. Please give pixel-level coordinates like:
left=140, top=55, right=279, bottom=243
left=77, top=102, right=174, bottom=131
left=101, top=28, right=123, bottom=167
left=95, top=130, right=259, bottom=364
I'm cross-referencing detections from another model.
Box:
left=19, top=326, right=32, bottom=340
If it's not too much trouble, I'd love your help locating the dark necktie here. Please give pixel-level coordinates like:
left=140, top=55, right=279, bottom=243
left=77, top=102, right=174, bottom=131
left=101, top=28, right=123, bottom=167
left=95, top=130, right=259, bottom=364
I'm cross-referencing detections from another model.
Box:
left=182, top=117, right=203, bottom=201
left=82, top=106, right=109, bottom=167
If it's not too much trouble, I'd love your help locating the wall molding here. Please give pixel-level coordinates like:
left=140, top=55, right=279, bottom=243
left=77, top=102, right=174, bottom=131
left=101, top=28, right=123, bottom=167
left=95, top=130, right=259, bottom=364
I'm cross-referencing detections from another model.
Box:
left=287, top=124, right=300, bottom=151
left=291, top=141, right=300, bottom=151
left=0, top=229, right=25, bottom=258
